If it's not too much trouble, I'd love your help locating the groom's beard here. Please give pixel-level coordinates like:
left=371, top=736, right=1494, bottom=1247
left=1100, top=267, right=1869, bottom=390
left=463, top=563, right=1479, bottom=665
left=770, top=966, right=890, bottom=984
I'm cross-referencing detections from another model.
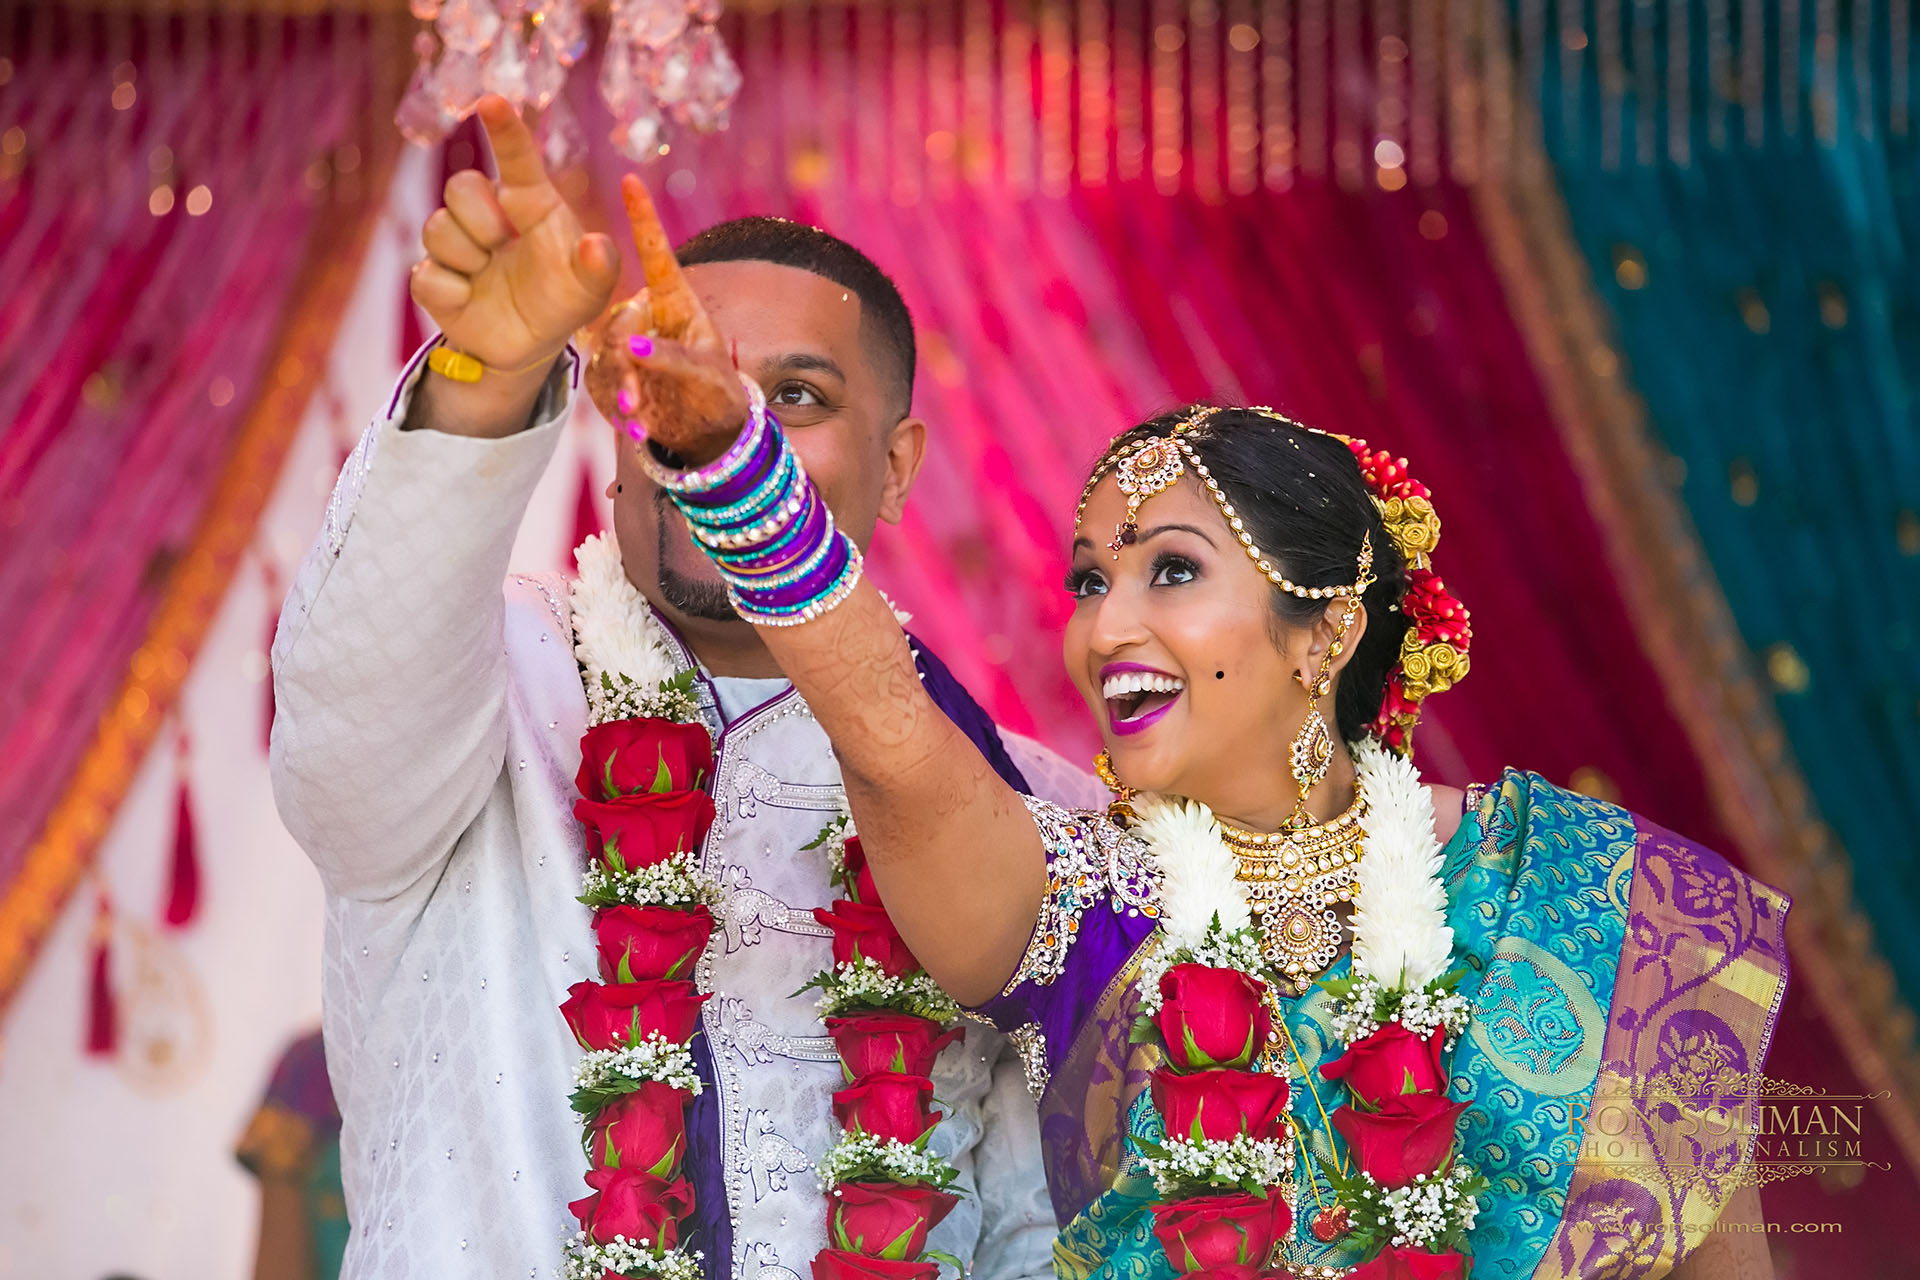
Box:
left=655, top=490, right=738, bottom=622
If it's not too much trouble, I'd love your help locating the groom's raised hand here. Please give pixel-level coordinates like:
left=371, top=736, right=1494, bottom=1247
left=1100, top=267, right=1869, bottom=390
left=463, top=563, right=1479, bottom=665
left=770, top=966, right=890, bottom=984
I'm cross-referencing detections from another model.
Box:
left=406, top=95, right=621, bottom=438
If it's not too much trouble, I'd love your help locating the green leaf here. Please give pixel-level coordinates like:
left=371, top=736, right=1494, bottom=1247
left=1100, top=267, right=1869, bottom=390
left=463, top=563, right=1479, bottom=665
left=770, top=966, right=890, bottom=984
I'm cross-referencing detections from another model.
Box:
left=1180, top=1025, right=1222, bottom=1069
left=1128, top=1014, right=1162, bottom=1047
left=617, top=950, right=635, bottom=985
left=650, top=755, right=675, bottom=795
left=925, top=1250, right=965, bottom=1277
left=603, top=1128, right=622, bottom=1169
left=1402, top=1067, right=1419, bottom=1095
left=603, top=757, right=623, bottom=799
left=878, top=1225, right=919, bottom=1261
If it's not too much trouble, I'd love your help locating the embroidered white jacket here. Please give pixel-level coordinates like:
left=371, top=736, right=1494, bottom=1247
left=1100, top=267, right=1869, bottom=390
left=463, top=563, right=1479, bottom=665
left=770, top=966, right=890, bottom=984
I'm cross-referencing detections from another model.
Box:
left=270, top=349, right=1103, bottom=1280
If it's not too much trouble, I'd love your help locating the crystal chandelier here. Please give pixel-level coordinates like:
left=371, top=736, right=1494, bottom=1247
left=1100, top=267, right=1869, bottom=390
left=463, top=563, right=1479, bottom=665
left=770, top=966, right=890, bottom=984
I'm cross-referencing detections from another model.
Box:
left=395, top=0, right=743, bottom=169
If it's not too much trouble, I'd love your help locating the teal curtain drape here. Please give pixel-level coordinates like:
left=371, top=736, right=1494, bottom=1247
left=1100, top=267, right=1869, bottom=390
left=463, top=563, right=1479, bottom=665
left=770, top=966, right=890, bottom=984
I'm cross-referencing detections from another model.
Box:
left=1523, top=0, right=1920, bottom=1002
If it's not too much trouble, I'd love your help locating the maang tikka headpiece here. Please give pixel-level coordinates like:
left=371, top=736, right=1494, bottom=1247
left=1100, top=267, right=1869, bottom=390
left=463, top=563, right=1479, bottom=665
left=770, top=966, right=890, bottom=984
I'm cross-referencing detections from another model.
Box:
left=1077, top=405, right=1376, bottom=602
left=1077, top=404, right=1471, bottom=755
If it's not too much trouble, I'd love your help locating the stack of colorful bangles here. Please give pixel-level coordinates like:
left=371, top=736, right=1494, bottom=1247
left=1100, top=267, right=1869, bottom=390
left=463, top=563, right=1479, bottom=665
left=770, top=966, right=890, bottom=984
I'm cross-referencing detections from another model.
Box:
left=639, top=372, right=865, bottom=627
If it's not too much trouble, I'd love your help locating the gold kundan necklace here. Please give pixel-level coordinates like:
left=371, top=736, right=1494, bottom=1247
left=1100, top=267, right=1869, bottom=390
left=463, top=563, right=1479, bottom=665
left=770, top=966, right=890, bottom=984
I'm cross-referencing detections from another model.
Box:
left=1216, top=789, right=1364, bottom=990
left=1094, top=752, right=1366, bottom=988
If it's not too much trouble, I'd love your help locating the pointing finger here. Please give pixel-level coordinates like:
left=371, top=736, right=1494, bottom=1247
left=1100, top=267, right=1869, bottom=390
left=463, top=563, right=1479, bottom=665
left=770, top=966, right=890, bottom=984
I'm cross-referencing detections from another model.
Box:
left=477, top=95, right=565, bottom=234
left=621, top=173, right=697, bottom=339
left=476, top=94, right=549, bottom=193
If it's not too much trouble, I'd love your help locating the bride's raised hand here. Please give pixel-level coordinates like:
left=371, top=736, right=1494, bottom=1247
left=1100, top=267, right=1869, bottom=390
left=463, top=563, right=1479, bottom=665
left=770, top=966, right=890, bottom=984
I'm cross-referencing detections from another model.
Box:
left=585, top=175, right=749, bottom=465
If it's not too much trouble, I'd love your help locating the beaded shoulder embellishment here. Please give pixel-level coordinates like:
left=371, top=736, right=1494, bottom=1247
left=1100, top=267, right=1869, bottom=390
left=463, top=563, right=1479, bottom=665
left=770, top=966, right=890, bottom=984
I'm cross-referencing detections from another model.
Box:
left=1004, top=797, right=1161, bottom=993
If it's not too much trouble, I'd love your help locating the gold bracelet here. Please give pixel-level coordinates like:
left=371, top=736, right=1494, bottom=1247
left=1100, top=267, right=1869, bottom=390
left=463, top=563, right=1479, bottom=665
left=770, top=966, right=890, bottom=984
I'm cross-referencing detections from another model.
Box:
left=426, top=343, right=564, bottom=383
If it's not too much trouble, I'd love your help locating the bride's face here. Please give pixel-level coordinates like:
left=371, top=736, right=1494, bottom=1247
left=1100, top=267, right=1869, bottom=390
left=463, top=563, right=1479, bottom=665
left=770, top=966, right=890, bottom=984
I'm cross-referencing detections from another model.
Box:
left=1064, top=473, right=1320, bottom=809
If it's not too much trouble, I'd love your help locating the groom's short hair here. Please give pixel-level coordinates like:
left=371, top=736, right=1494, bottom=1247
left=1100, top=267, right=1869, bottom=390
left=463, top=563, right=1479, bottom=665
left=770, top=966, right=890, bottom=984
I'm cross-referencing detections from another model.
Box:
left=675, top=217, right=917, bottom=418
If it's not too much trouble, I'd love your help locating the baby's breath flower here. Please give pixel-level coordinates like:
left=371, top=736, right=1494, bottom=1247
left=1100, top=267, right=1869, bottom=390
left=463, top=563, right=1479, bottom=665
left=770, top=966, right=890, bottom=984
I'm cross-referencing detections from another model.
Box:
left=562, top=1234, right=704, bottom=1280
left=814, top=958, right=960, bottom=1022
left=574, top=1035, right=704, bottom=1096
left=1142, top=1133, right=1294, bottom=1198
left=817, top=1131, right=958, bottom=1190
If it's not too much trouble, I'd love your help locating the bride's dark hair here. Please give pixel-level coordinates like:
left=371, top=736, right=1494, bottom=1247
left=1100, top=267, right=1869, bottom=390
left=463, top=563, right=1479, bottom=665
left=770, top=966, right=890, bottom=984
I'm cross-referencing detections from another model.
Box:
left=1097, top=408, right=1410, bottom=743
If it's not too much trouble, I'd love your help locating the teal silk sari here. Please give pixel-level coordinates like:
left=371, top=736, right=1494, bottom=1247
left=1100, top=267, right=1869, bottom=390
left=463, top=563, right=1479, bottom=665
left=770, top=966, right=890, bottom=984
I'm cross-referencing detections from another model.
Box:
left=979, top=771, right=1790, bottom=1280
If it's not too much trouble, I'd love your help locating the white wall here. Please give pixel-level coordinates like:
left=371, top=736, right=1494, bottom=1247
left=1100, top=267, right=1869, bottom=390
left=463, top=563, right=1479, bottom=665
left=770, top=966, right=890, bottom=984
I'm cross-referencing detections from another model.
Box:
left=0, top=145, right=614, bottom=1280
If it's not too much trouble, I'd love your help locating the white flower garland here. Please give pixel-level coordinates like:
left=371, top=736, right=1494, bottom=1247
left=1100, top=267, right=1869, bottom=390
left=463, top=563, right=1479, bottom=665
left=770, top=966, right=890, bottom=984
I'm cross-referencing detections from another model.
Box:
left=1127, top=743, right=1468, bottom=1204
left=573, top=533, right=702, bottom=727
left=1347, top=740, right=1452, bottom=990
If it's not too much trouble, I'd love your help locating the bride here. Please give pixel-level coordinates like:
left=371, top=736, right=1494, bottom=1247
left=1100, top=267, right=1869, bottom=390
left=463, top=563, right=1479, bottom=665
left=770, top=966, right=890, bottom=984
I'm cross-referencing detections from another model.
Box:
left=586, top=179, right=1788, bottom=1280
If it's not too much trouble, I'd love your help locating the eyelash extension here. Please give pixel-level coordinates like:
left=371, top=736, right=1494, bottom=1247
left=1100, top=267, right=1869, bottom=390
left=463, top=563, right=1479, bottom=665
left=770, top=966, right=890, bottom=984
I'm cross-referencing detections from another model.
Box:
left=1151, top=551, right=1200, bottom=580
left=1063, top=568, right=1101, bottom=595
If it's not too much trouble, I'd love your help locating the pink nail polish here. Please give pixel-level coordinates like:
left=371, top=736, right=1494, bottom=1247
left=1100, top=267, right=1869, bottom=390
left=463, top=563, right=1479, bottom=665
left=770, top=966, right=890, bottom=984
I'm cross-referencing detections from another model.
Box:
left=617, top=387, right=636, bottom=416
left=622, top=418, right=646, bottom=444
left=628, top=334, right=655, bottom=359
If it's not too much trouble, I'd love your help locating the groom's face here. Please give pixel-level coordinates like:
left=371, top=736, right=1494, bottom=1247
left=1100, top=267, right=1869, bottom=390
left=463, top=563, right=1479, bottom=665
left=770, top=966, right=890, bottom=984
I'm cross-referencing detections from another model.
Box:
left=610, top=259, right=926, bottom=630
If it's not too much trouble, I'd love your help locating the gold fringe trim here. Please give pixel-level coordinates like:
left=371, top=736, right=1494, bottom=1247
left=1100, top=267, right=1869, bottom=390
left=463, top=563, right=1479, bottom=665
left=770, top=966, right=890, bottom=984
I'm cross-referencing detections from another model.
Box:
left=0, top=14, right=411, bottom=1020
left=1471, top=100, right=1920, bottom=1183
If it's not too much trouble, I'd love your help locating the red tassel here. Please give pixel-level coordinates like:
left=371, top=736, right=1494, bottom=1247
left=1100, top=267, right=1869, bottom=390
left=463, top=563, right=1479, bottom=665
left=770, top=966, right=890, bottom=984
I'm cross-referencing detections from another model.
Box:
left=572, top=454, right=601, bottom=552
left=163, top=745, right=201, bottom=927
left=85, top=891, right=117, bottom=1056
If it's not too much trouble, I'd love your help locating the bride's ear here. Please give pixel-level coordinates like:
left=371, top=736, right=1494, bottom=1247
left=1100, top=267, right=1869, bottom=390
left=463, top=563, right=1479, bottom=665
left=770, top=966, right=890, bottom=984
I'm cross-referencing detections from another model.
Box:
left=1298, top=598, right=1369, bottom=684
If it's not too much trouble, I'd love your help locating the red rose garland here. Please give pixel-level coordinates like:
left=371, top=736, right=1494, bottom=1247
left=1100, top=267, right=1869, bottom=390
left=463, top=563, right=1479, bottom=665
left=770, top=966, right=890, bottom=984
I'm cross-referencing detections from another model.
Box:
left=806, top=825, right=965, bottom=1280
left=563, top=714, right=720, bottom=1280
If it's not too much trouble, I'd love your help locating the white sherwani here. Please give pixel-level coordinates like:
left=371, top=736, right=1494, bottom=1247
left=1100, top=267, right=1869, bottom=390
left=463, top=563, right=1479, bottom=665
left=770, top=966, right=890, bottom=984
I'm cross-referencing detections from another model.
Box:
left=270, top=350, right=1104, bottom=1280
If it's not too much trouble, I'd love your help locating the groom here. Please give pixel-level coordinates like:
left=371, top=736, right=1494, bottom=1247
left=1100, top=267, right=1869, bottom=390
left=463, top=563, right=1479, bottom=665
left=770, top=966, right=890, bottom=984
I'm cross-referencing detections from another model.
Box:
left=270, top=97, right=1097, bottom=1279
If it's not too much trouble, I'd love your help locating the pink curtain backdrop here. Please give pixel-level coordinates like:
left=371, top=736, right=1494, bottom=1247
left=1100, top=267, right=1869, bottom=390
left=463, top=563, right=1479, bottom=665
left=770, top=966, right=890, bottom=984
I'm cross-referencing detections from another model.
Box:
left=542, top=6, right=1915, bottom=1259
left=0, top=9, right=388, bottom=931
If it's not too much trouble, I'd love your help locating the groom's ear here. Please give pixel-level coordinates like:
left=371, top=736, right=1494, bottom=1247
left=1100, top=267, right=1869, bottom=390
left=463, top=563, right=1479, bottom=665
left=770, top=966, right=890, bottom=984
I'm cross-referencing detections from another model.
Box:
left=876, top=415, right=930, bottom=525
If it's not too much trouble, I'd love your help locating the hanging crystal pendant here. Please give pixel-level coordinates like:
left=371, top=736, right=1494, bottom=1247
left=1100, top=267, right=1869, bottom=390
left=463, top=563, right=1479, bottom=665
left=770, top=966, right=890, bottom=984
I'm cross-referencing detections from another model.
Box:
left=483, top=20, right=531, bottom=102
left=612, top=0, right=688, bottom=53
left=538, top=95, right=587, bottom=171
left=533, top=0, right=588, bottom=67
left=399, top=0, right=741, bottom=159
left=437, top=0, right=501, bottom=57
left=435, top=48, right=486, bottom=116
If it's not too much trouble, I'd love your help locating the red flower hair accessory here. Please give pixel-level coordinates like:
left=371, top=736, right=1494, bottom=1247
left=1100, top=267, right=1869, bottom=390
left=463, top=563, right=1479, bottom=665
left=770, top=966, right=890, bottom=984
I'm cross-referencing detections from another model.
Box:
left=1342, top=438, right=1471, bottom=753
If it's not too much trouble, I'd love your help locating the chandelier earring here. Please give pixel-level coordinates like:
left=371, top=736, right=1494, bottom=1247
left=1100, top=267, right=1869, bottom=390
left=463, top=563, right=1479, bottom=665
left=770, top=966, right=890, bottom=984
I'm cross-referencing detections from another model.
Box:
left=1288, top=597, right=1361, bottom=827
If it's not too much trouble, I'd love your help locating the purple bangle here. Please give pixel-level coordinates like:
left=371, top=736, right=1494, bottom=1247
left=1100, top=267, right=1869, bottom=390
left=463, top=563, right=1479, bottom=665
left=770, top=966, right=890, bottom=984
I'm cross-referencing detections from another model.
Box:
left=636, top=372, right=771, bottom=495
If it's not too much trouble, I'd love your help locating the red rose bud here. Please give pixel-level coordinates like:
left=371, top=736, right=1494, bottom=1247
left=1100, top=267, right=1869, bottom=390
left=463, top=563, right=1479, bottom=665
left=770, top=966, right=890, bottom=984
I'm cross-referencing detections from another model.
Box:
left=574, top=791, right=716, bottom=869
left=831, top=1073, right=939, bottom=1144
left=1344, top=1246, right=1469, bottom=1280
left=1149, top=1189, right=1292, bottom=1272
left=577, top=719, right=714, bottom=801
left=840, top=836, right=883, bottom=905
left=1331, top=1093, right=1469, bottom=1187
left=810, top=1249, right=939, bottom=1280
left=826, top=1014, right=963, bottom=1080
left=1151, top=1068, right=1291, bottom=1144
left=1319, top=1023, right=1449, bottom=1107
left=590, top=1081, right=692, bottom=1176
left=595, top=905, right=715, bottom=982
left=566, top=1167, right=694, bottom=1248
left=827, top=1181, right=959, bottom=1260
left=1156, top=964, right=1272, bottom=1070
left=813, top=900, right=922, bottom=978
left=561, top=979, right=711, bottom=1051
